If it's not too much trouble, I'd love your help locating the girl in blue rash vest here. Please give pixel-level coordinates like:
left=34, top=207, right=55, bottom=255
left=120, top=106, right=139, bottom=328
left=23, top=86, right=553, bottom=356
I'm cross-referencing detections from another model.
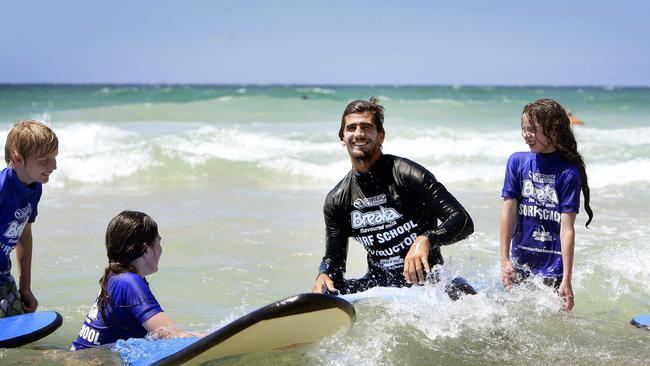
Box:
left=499, top=99, right=593, bottom=311
left=72, top=211, right=203, bottom=350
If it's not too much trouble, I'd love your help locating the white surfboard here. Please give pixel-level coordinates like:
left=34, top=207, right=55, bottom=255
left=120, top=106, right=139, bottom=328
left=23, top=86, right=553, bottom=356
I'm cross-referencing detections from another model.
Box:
left=117, top=293, right=355, bottom=366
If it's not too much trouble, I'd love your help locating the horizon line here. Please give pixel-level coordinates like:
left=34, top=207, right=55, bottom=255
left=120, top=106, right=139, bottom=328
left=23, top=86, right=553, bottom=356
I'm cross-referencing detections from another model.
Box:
left=1, top=82, right=649, bottom=89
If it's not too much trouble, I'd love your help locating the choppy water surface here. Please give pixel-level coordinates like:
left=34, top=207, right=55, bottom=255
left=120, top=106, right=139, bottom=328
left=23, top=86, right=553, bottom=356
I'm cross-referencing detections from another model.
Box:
left=1, top=85, right=649, bottom=365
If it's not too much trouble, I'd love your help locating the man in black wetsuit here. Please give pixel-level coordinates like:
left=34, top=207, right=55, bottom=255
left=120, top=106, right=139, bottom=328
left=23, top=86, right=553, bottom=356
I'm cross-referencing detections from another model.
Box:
left=311, top=97, right=476, bottom=298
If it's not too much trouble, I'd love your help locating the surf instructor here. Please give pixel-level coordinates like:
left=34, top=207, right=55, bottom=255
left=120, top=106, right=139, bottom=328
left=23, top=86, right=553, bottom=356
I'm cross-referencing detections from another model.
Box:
left=312, top=97, right=476, bottom=297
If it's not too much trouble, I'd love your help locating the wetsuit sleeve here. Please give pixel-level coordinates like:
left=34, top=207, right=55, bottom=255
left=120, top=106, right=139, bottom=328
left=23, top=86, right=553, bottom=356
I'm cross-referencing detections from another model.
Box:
left=319, top=196, right=349, bottom=284
left=405, top=163, right=474, bottom=247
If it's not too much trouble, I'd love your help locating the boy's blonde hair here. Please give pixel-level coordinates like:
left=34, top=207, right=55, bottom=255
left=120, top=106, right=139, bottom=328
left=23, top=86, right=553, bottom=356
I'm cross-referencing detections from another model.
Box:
left=4, top=120, right=58, bottom=165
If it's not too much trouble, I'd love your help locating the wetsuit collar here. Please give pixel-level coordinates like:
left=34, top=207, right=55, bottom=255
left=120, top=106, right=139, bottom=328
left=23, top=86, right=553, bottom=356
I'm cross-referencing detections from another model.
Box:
left=352, top=154, right=390, bottom=181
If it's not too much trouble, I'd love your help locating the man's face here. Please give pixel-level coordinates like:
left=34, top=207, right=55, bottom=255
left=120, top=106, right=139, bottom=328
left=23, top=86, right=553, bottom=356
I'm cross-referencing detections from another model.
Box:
left=341, top=111, right=384, bottom=160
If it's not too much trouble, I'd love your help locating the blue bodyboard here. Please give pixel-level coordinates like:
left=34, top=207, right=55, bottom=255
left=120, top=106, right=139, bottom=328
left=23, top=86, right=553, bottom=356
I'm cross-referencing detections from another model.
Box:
left=0, top=311, right=63, bottom=348
left=631, top=314, right=650, bottom=329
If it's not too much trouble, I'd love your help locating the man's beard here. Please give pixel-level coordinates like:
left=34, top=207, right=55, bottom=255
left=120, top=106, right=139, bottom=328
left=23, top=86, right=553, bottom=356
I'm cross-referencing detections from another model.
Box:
left=348, top=143, right=380, bottom=162
left=349, top=148, right=368, bottom=160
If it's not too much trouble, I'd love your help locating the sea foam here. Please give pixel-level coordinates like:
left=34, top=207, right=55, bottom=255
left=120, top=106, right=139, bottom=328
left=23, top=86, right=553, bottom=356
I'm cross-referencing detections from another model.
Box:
left=2, top=122, right=647, bottom=191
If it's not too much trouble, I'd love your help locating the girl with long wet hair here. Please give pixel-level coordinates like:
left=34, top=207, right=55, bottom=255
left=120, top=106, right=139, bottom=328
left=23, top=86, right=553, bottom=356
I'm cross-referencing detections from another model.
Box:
left=71, top=211, right=202, bottom=350
left=500, top=98, right=593, bottom=311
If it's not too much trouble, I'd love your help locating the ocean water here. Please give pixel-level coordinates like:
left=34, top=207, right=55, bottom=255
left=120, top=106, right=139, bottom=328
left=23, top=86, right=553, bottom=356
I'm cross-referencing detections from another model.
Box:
left=0, top=85, right=649, bottom=365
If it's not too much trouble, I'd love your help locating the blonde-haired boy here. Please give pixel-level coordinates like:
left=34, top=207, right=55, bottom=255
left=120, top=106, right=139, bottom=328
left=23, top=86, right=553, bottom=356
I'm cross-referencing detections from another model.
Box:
left=0, top=120, right=58, bottom=317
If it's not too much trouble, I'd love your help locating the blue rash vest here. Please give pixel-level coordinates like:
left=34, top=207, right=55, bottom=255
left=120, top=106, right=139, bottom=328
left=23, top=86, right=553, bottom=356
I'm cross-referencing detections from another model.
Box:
left=0, top=168, right=41, bottom=284
left=71, top=272, right=163, bottom=350
left=501, top=151, right=581, bottom=278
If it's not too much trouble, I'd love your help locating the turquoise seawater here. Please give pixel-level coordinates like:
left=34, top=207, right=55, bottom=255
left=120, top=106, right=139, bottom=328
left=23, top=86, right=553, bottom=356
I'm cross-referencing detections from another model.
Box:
left=0, top=85, right=649, bottom=365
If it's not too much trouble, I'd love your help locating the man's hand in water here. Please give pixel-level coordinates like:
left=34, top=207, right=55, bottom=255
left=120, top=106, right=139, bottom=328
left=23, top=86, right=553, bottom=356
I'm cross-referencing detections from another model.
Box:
left=403, top=235, right=431, bottom=285
left=312, top=273, right=337, bottom=294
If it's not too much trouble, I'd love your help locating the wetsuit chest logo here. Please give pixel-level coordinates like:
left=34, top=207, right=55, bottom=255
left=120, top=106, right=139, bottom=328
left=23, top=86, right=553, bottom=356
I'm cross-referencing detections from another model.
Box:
left=351, top=206, right=403, bottom=229
left=353, top=194, right=387, bottom=209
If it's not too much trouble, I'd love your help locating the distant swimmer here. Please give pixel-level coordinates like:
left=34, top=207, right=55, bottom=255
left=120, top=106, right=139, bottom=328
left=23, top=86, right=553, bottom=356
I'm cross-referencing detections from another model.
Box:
left=312, top=97, right=476, bottom=300
left=567, top=111, right=583, bottom=125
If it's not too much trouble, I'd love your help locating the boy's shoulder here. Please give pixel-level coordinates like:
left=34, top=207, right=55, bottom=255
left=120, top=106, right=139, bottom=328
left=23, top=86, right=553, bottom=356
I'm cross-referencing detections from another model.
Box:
left=0, top=167, right=12, bottom=182
left=0, top=167, right=43, bottom=198
left=0, top=167, right=13, bottom=194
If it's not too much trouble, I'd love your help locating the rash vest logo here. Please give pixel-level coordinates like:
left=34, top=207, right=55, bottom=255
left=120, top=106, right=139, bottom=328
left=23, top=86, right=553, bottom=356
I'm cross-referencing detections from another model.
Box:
left=14, top=204, right=32, bottom=221
left=522, top=180, right=558, bottom=206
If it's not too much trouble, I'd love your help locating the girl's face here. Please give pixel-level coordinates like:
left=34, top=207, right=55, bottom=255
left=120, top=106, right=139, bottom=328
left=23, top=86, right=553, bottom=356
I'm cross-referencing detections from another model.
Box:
left=521, top=114, right=555, bottom=154
left=135, top=235, right=162, bottom=276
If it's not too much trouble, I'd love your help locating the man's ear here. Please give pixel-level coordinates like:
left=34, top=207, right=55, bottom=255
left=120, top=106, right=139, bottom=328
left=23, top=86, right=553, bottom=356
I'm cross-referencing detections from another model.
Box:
left=378, top=132, right=385, bottom=145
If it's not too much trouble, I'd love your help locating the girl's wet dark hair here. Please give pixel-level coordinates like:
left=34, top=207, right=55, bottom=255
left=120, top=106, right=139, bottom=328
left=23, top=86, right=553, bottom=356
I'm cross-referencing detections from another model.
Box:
left=97, top=210, right=159, bottom=323
left=339, top=96, right=385, bottom=140
left=522, top=99, right=593, bottom=227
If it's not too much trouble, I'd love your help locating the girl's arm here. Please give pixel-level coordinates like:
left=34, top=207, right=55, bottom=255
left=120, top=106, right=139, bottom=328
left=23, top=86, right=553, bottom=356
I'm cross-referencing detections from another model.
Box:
left=499, top=198, right=518, bottom=287
left=143, top=312, right=206, bottom=338
left=559, top=212, right=577, bottom=310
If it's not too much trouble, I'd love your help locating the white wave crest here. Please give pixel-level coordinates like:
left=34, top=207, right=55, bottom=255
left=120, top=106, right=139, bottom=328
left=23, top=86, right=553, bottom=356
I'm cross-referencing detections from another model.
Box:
left=48, top=123, right=159, bottom=186
left=385, top=128, right=519, bottom=160
left=589, top=159, right=650, bottom=188
left=578, top=126, right=650, bottom=147
left=295, top=87, right=336, bottom=95
left=160, top=126, right=339, bottom=166
left=4, top=122, right=647, bottom=189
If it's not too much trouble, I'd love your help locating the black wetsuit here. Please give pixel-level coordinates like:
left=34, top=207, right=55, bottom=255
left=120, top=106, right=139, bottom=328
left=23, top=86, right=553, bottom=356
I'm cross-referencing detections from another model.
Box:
left=318, top=154, right=475, bottom=295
